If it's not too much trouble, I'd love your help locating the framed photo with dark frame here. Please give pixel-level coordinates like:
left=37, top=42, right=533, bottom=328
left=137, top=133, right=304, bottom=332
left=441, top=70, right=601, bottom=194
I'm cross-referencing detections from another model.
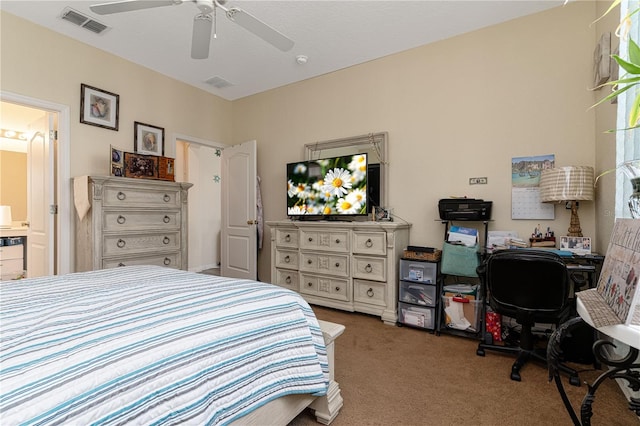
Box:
left=124, top=152, right=158, bottom=179
left=80, top=84, right=119, bottom=131
left=134, top=121, right=164, bottom=156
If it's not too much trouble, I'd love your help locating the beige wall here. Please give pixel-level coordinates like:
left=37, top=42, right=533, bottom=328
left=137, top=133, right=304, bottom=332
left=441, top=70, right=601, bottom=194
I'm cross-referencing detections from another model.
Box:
left=0, top=150, right=27, bottom=220
left=0, top=11, right=233, bottom=179
left=1, top=2, right=619, bottom=279
left=232, top=1, right=613, bottom=280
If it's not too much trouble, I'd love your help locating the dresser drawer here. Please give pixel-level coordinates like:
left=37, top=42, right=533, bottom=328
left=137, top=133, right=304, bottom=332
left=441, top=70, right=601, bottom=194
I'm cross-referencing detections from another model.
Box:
left=103, top=252, right=181, bottom=269
left=274, top=268, right=299, bottom=291
left=103, top=231, right=181, bottom=256
left=0, top=244, right=23, bottom=260
left=300, top=273, right=350, bottom=301
left=353, top=279, right=387, bottom=307
left=102, top=186, right=181, bottom=208
left=103, top=210, right=180, bottom=231
left=353, top=231, right=386, bottom=255
left=352, top=255, right=386, bottom=282
left=300, top=230, right=349, bottom=252
left=300, top=252, right=349, bottom=277
left=274, top=248, right=299, bottom=270
left=275, top=228, right=299, bottom=249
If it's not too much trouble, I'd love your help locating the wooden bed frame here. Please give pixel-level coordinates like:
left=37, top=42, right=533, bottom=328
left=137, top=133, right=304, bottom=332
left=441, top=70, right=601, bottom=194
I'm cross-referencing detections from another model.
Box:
left=233, top=320, right=345, bottom=425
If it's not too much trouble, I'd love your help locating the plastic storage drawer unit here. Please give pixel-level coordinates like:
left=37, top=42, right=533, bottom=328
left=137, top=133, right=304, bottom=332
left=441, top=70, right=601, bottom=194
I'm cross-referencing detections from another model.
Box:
left=398, top=302, right=436, bottom=330
left=399, top=281, right=437, bottom=307
left=400, top=260, right=437, bottom=283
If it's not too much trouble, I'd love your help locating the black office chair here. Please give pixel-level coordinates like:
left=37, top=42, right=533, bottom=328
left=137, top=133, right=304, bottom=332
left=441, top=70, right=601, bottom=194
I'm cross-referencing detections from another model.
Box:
left=476, top=249, right=580, bottom=386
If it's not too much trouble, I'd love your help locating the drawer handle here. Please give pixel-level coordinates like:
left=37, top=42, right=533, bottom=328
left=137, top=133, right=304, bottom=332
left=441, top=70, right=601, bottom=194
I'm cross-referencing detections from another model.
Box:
left=365, top=238, right=373, bottom=248
left=117, top=215, right=126, bottom=224
left=335, top=286, right=341, bottom=291
left=335, top=262, right=340, bottom=267
left=308, top=237, right=313, bottom=242
left=335, top=238, right=340, bottom=244
left=163, top=215, right=170, bottom=224
left=285, top=234, right=291, bottom=242
left=163, top=194, right=171, bottom=202
left=307, top=282, right=313, bottom=287
left=284, top=255, right=291, bottom=263
left=307, top=259, right=312, bottom=264
left=365, top=263, right=373, bottom=273
left=163, top=257, right=171, bottom=266
left=117, top=191, right=126, bottom=201
left=117, top=239, right=126, bottom=248
left=367, top=288, right=374, bottom=297
left=118, top=262, right=126, bottom=267
left=163, top=236, right=170, bottom=245
left=285, top=276, right=292, bottom=284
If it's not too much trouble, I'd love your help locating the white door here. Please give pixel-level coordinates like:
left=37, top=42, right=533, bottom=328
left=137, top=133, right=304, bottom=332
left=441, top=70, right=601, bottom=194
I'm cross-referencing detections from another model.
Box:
left=27, top=114, right=54, bottom=277
left=221, top=140, right=257, bottom=280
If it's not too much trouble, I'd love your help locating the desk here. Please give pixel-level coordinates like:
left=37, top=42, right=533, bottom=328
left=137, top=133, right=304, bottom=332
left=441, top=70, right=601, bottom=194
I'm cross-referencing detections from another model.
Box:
left=548, top=299, right=640, bottom=425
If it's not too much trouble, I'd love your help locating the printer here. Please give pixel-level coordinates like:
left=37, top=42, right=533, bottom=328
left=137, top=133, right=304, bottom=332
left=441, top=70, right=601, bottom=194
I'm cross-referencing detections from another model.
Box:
left=438, top=198, right=492, bottom=221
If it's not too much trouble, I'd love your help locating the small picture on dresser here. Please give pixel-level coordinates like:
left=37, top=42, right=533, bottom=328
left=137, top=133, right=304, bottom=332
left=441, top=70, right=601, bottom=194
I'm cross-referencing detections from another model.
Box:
left=124, top=152, right=158, bottom=179
left=111, top=145, right=124, bottom=177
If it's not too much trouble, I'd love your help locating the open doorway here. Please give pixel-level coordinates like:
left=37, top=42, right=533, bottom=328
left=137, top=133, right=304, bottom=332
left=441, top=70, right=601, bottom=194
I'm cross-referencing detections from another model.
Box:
left=1, top=93, right=71, bottom=276
left=175, top=137, right=223, bottom=273
left=0, top=101, right=55, bottom=278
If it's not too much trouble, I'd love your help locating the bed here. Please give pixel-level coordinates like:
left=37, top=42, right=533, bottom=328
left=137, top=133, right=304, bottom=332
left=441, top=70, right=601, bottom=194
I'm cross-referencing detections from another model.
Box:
left=0, top=265, right=344, bottom=425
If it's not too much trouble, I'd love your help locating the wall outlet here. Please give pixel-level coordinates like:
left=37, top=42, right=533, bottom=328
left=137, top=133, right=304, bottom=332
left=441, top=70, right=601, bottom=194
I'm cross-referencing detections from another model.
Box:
left=469, top=177, right=488, bottom=185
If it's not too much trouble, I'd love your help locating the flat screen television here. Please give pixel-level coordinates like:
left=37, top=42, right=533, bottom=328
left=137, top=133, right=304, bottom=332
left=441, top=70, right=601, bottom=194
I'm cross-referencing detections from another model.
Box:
left=287, top=153, right=369, bottom=219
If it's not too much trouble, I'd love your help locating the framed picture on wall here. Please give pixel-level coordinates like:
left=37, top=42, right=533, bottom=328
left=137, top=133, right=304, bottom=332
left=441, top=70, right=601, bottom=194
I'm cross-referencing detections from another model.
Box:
left=80, top=84, right=119, bottom=131
left=134, top=121, right=164, bottom=156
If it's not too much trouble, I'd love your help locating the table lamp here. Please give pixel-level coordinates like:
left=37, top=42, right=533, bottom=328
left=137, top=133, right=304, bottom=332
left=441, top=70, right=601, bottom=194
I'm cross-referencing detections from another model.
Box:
left=0, top=205, right=12, bottom=229
left=539, top=166, right=594, bottom=237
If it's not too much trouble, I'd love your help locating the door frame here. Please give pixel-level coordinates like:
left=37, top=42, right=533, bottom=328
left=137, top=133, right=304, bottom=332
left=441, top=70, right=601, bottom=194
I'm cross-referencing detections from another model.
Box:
left=1, top=91, right=72, bottom=275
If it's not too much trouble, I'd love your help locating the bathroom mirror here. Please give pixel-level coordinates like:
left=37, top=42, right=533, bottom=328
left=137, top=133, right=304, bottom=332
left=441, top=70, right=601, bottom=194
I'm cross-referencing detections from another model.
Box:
left=305, top=132, right=388, bottom=210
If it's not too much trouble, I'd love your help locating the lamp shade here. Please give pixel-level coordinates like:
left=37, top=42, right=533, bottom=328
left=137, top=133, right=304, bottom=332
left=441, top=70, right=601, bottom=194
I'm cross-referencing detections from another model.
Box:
left=0, top=205, right=12, bottom=228
left=539, top=166, right=595, bottom=202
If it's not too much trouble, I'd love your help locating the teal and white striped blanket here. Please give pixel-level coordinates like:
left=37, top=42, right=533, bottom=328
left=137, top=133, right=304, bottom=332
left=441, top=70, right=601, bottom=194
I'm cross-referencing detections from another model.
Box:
left=1, top=266, right=328, bottom=425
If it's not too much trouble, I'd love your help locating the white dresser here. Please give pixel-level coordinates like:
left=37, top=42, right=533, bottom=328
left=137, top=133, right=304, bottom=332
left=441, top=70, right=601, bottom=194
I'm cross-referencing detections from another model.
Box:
left=75, top=176, right=193, bottom=272
left=268, top=220, right=411, bottom=325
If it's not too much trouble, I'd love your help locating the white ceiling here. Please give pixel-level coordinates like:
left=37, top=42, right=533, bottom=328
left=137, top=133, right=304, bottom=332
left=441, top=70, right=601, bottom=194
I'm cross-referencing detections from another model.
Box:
left=1, top=0, right=566, bottom=102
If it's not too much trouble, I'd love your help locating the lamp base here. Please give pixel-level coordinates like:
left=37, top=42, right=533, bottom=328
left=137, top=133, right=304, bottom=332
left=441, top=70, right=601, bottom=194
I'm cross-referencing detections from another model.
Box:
left=567, top=201, right=583, bottom=237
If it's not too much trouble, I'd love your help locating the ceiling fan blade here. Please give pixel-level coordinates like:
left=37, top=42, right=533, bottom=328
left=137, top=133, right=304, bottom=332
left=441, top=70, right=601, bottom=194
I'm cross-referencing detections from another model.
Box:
left=90, top=0, right=180, bottom=15
left=191, top=14, right=213, bottom=59
left=225, top=8, right=294, bottom=52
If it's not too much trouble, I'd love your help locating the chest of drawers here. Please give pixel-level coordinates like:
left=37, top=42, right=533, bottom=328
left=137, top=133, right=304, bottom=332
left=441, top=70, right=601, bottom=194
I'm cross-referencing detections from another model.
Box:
left=268, top=220, right=411, bottom=325
left=75, top=176, right=193, bottom=271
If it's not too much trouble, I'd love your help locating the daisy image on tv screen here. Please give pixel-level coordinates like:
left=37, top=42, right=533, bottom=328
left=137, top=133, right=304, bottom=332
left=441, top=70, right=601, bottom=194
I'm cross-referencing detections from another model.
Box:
left=287, top=153, right=368, bottom=217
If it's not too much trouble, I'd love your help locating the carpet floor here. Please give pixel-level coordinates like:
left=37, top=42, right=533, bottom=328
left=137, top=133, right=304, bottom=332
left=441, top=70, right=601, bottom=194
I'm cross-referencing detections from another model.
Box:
left=289, top=306, right=639, bottom=426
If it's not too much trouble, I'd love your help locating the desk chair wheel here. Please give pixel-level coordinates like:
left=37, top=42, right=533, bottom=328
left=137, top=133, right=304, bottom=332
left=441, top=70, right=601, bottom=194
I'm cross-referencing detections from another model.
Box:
left=477, top=348, right=485, bottom=356
left=569, top=375, right=581, bottom=387
left=510, top=370, right=522, bottom=382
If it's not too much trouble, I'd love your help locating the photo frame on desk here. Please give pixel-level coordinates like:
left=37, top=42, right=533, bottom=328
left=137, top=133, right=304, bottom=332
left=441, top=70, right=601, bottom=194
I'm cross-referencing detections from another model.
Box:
left=559, top=236, right=592, bottom=255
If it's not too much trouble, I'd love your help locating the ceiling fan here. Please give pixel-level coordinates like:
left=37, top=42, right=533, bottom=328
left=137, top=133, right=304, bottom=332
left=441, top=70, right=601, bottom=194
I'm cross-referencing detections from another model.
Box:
left=89, top=0, right=295, bottom=59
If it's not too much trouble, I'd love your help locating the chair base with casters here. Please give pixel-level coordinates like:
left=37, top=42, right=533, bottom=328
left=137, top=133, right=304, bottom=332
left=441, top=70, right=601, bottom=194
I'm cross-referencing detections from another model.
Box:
left=475, top=249, right=582, bottom=387
left=476, top=322, right=581, bottom=386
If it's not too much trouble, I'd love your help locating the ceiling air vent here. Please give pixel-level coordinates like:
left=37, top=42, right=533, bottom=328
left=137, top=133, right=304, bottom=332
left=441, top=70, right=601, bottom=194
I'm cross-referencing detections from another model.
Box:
left=205, top=76, right=234, bottom=89
left=60, top=7, right=109, bottom=35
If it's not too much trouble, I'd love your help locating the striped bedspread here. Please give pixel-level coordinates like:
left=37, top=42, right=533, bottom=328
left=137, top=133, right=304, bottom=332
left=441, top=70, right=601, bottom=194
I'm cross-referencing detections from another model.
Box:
left=0, top=266, right=329, bottom=425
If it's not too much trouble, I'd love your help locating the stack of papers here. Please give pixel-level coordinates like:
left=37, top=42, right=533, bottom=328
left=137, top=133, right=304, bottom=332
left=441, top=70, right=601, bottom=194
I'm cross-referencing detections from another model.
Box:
left=447, top=225, right=478, bottom=247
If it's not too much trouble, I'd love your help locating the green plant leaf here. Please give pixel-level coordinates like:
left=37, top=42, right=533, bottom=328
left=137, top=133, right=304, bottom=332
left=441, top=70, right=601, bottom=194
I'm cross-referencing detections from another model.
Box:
left=613, top=54, right=640, bottom=74
left=629, top=92, right=640, bottom=127
left=629, top=39, right=640, bottom=65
